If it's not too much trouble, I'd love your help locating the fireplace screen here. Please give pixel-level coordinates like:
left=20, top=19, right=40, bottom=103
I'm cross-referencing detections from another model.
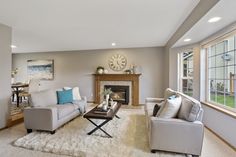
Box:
left=104, top=85, right=129, bottom=105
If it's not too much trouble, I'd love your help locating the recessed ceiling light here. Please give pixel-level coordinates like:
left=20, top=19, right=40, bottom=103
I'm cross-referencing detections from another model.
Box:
left=184, top=38, right=191, bottom=42
left=11, top=45, right=17, bottom=48
left=208, top=17, right=221, bottom=23
left=111, top=43, right=116, bottom=46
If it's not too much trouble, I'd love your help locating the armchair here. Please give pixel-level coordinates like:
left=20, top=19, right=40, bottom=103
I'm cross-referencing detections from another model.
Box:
left=145, top=88, right=204, bottom=157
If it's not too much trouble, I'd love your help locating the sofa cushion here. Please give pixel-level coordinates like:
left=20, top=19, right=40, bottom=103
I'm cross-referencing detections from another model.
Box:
left=30, top=89, right=57, bottom=107
left=64, top=87, right=82, bottom=100
left=57, top=104, right=78, bottom=119
left=57, top=89, right=73, bottom=104
left=158, top=96, right=182, bottom=118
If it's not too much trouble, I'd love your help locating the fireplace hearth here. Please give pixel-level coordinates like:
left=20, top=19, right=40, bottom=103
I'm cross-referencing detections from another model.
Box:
left=104, top=85, right=129, bottom=105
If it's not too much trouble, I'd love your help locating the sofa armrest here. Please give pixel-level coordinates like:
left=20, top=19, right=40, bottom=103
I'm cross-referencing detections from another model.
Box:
left=149, top=117, right=204, bottom=155
left=145, top=97, right=164, bottom=103
left=24, top=106, right=58, bottom=131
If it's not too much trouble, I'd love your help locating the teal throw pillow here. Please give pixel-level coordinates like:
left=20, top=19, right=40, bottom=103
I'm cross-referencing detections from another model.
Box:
left=168, top=95, right=177, bottom=100
left=57, top=89, right=73, bottom=104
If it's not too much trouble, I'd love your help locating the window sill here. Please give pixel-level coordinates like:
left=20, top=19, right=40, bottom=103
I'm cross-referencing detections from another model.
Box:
left=201, top=101, right=236, bottom=119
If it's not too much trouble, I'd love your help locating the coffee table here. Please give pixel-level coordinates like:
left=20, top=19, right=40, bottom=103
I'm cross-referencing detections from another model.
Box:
left=83, top=103, right=121, bottom=138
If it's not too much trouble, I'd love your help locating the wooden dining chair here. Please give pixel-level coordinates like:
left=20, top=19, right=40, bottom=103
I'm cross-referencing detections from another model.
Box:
left=19, top=79, right=41, bottom=103
left=11, top=85, right=25, bottom=102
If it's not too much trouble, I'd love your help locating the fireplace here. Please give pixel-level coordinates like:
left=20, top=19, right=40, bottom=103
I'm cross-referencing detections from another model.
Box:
left=104, top=85, right=129, bottom=105
left=94, top=74, right=141, bottom=105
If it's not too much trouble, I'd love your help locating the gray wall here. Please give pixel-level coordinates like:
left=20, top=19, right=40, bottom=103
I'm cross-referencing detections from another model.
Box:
left=13, top=47, right=165, bottom=104
left=203, top=105, right=236, bottom=148
left=0, top=23, right=12, bottom=129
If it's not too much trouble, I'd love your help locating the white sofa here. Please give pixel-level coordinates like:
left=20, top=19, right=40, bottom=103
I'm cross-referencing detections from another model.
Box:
left=145, top=88, right=204, bottom=157
left=24, top=89, right=87, bottom=134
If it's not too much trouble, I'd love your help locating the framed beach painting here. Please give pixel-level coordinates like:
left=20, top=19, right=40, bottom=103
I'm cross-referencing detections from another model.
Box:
left=27, top=60, right=54, bottom=80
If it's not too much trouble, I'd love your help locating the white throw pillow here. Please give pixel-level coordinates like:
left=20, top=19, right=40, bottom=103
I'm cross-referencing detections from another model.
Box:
left=158, top=96, right=182, bottom=118
left=64, top=87, right=81, bottom=100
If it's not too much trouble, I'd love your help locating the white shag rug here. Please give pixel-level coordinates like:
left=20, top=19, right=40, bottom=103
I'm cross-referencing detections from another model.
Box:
left=14, top=109, right=186, bottom=157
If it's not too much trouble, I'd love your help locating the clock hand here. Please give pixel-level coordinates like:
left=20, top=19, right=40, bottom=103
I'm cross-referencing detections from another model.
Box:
left=117, top=61, right=120, bottom=66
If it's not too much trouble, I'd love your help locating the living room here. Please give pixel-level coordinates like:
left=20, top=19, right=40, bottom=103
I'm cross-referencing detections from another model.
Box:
left=0, top=0, right=236, bottom=157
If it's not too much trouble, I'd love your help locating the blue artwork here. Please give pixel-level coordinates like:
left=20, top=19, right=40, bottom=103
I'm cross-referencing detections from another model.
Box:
left=27, top=60, right=54, bottom=80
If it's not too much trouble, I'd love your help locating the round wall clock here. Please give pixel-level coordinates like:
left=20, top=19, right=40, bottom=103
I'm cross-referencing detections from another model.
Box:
left=108, top=54, right=127, bottom=71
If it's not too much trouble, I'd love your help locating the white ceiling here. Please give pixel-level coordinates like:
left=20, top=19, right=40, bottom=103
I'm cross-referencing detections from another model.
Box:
left=0, top=0, right=199, bottom=53
left=174, top=0, right=236, bottom=47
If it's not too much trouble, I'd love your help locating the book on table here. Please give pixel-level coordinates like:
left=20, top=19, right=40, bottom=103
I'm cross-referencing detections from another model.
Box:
left=94, top=108, right=111, bottom=114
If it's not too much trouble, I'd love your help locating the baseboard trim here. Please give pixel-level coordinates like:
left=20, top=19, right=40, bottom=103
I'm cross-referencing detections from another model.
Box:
left=205, top=126, right=236, bottom=151
left=0, top=126, right=7, bottom=131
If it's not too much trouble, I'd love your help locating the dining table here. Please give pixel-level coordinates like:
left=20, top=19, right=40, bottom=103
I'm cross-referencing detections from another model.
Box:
left=11, top=83, right=29, bottom=107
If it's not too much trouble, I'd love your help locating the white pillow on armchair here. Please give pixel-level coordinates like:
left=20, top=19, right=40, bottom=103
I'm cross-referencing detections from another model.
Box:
left=157, top=96, right=182, bottom=118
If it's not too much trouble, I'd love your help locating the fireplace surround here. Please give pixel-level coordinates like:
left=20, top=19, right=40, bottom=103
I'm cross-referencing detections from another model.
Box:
left=93, top=74, right=141, bottom=106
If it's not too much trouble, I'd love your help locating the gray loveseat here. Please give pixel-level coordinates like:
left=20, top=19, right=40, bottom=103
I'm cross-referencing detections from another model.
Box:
left=24, top=89, right=87, bottom=134
left=145, top=88, right=204, bottom=157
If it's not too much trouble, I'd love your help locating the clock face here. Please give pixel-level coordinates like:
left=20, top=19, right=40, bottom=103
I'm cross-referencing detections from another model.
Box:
left=109, top=54, right=127, bottom=71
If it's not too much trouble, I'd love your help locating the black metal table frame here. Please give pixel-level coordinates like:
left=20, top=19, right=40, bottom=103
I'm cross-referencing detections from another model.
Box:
left=85, top=115, right=120, bottom=138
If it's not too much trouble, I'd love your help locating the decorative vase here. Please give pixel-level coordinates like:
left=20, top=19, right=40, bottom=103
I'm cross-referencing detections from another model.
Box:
left=105, top=94, right=109, bottom=105
left=102, top=103, right=108, bottom=111
left=97, top=68, right=104, bottom=74
left=133, top=66, right=138, bottom=74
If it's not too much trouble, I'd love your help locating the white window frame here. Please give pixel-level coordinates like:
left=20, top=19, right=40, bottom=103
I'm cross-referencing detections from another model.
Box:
left=178, top=51, right=194, bottom=96
left=205, top=35, right=236, bottom=112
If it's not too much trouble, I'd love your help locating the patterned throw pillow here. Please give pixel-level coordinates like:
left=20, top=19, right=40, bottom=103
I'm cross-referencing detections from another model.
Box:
left=178, top=98, right=201, bottom=122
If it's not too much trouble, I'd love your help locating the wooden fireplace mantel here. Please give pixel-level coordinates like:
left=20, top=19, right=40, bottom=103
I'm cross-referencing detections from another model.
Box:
left=93, top=74, right=141, bottom=106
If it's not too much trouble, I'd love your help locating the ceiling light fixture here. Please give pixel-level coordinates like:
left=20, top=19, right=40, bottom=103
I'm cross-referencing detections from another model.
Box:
left=208, top=17, right=221, bottom=23
left=11, top=45, right=17, bottom=48
left=184, top=38, right=191, bottom=42
left=111, top=43, right=116, bottom=46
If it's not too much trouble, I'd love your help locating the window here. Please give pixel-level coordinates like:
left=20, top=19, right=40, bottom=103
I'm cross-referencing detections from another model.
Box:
left=179, top=51, right=194, bottom=96
left=207, top=35, right=236, bottom=110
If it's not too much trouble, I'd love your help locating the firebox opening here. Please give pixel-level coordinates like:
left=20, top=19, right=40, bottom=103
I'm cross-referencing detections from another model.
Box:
left=104, top=85, right=129, bottom=105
